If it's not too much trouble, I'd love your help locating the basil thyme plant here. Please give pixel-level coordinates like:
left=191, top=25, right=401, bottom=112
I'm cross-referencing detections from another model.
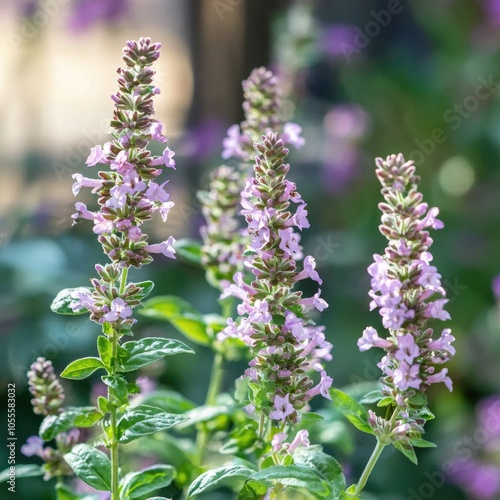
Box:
left=6, top=39, right=455, bottom=500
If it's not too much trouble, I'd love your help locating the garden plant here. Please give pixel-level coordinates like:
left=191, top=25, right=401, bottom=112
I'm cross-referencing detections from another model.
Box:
left=2, top=37, right=455, bottom=500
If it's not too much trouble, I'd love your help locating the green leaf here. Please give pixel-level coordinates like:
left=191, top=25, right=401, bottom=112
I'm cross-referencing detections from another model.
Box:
left=360, top=389, right=384, bottom=405
left=173, top=238, right=202, bottom=265
left=97, top=396, right=109, bottom=414
left=61, top=357, right=104, bottom=380
left=409, top=437, right=437, bottom=448
left=118, top=337, right=194, bottom=372
left=294, top=447, right=345, bottom=497
left=250, top=465, right=333, bottom=498
left=329, top=389, right=373, bottom=434
left=56, top=483, right=81, bottom=500
left=120, top=465, right=175, bottom=499
left=0, top=464, right=43, bottom=483
left=236, top=480, right=268, bottom=499
left=301, top=412, right=325, bottom=424
left=64, top=444, right=111, bottom=491
left=187, top=463, right=256, bottom=498
left=141, top=390, right=197, bottom=414
left=51, top=287, right=91, bottom=315
left=102, top=374, right=128, bottom=401
left=117, top=405, right=189, bottom=444
left=393, top=441, right=418, bottom=465
left=97, top=335, right=112, bottom=368
left=179, top=404, right=232, bottom=428
left=135, top=280, right=155, bottom=300
left=139, top=296, right=210, bottom=346
left=39, top=407, right=102, bottom=440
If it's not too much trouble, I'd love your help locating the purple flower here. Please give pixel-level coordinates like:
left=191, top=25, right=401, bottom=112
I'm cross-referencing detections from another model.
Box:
left=222, top=133, right=332, bottom=427
left=69, top=0, right=129, bottom=32
left=102, top=298, right=133, bottom=323
left=492, top=274, right=500, bottom=300
left=21, top=436, right=44, bottom=457
left=360, top=154, right=455, bottom=440
left=288, top=430, right=310, bottom=453
left=270, top=394, right=295, bottom=422
left=282, top=122, right=305, bottom=149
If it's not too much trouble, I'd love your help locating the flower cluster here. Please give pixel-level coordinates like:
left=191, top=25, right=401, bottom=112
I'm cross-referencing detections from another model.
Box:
left=200, top=67, right=305, bottom=287
left=358, top=154, right=455, bottom=435
left=220, top=132, right=332, bottom=442
left=197, top=165, right=246, bottom=285
left=23, top=358, right=80, bottom=480
left=70, top=37, right=176, bottom=323
left=21, top=431, right=81, bottom=480
left=27, top=357, right=65, bottom=415
left=222, top=67, right=305, bottom=162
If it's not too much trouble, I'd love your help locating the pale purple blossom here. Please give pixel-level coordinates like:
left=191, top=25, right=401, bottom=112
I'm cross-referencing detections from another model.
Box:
left=270, top=393, right=295, bottom=422
left=282, top=122, right=305, bottom=149
left=102, top=298, right=133, bottom=322
left=21, top=436, right=44, bottom=457
left=288, top=430, right=310, bottom=453
left=143, top=236, right=176, bottom=259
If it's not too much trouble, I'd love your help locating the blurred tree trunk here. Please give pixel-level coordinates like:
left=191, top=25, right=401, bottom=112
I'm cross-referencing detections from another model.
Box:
left=188, top=0, right=287, bottom=126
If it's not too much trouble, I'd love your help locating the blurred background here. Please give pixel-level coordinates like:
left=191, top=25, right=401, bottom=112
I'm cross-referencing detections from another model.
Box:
left=1, top=0, right=500, bottom=499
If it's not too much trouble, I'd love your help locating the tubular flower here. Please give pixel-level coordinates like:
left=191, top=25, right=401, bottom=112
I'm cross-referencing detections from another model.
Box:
left=221, top=132, right=332, bottom=427
left=199, top=67, right=305, bottom=287
left=359, top=154, right=455, bottom=438
left=70, top=38, right=177, bottom=326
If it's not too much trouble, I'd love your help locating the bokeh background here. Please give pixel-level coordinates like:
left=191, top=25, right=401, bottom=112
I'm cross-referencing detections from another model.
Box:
left=1, top=0, right=500, bottom=499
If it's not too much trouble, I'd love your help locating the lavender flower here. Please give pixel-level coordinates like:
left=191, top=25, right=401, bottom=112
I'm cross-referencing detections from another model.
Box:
left=21, top=430, right=80, bottom=480
left=221, top=133, right=332, bottom=443
left=200, top=67, right=305, bottom=288
left=221, top=67, right=305, bottom=162
left=358, top=154, right=455, bottom=439
left=69, top=0, right=129, bottom=32
left=197, top=165, right=246, bottom=285
left=27, top=357, right=65, bottom=415
left=71, top=37, right=177, bottom=323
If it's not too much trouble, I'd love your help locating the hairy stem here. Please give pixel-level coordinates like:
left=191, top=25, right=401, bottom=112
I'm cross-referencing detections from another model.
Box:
left=354, top=438, right=387, bottom=496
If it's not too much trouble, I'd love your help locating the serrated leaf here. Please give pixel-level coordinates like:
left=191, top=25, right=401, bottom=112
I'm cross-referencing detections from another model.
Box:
left=64, top=444, right=111, bottom=491
left=139, top=296, right=210, bottom=346
left=39, top=407, right=101, bottom=440
left=393, top=441, right=418, bottom=464
left=250, top=465, right=333, bottom=498
left=102, top=374, right=128, bottom=401
left=187, top=463, right=256, bottom=498
left=135, top=280, right=155, bottom=300
left=118, top=337, right=194, bottom=372
left=120, top=465, right=175, bottom=499
left=97, top=335, right=112, bottom=368
left=117, top=405, right=189, bottom=444
left=61, top=357, right=104, bottom=380
left=173, top=238, right=202, bottom=265
left=329, top=389, right=373, bottom=435
left=51, top=287, right=91, bottom=315
left=0, top=464, right=43, bottom=483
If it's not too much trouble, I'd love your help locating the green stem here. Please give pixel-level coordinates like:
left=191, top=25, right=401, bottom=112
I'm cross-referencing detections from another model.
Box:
left=192, top=298, right=233, bottom=466
left=109, top=267, right=128, bottom=499
left=354, top=438, right=387, bottom=497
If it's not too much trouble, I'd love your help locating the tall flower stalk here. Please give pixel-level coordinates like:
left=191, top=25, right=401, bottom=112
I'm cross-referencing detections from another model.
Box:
left=191, top=68, right=307, bottom=468
left=354, top=153, right=455, bottom=495
left=47, top=37, right=193, bottom=500
left=220, top=132, right=332, bottom=456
